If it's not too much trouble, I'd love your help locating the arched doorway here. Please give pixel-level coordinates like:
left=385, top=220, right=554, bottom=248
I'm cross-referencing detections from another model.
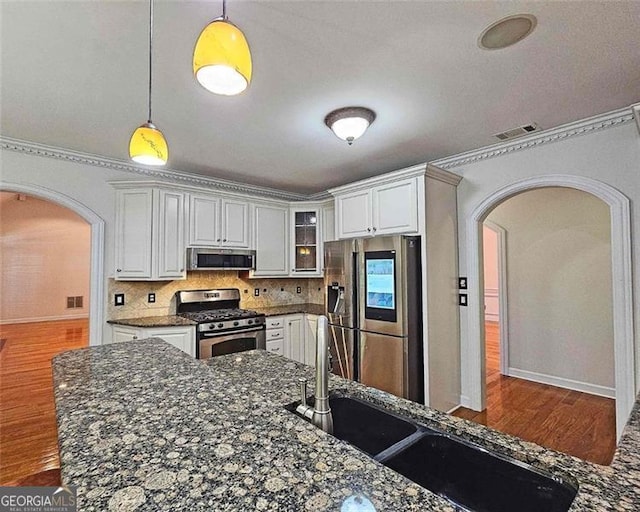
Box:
left=0, top=182, right=104, bottom=345
left=463, top=175, right=634, bottom=440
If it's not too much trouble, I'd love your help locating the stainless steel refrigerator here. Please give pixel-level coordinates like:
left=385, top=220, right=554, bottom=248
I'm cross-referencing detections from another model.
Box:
left=324, top=235, right=424, bottom=403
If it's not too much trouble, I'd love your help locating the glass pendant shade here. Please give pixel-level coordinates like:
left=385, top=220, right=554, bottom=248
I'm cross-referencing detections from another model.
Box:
left=129, top=122, right=168, bottom=166
left=193, top=19, right=252, bottom=96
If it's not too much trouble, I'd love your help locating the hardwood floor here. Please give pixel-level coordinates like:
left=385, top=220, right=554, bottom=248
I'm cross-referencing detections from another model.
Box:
left=452, top=321, right=616, bottom=465
left=0, top=319, right=88, bottom=485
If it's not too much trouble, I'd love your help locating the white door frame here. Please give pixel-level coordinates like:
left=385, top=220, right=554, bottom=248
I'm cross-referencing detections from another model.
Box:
left=0, top=182, right=104, bottom=346
left=483, top=220, right=509, bottom=375
left=464, top=175, right=634, bottom=440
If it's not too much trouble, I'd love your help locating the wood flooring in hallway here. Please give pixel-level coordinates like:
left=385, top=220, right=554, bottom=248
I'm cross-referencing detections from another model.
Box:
left=452, top=321, right=617, bottom=465
left=0, top=318, right=88, bottom=485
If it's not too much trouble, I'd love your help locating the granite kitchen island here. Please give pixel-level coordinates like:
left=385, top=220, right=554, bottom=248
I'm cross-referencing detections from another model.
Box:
left=53, top=339, right=640, bottom=511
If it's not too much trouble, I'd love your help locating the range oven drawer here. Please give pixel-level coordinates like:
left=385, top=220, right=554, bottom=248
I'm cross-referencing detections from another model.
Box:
left=197, top=327, right=266, bottom=359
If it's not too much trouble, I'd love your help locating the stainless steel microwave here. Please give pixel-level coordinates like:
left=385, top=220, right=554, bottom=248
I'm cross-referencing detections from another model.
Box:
left=186, top=248, right=256, bottom=271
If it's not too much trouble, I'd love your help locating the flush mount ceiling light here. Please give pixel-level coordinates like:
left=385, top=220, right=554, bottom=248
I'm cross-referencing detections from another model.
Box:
left=193, top=0, right=252, bottom=96
left=478, top=14, right=537, bottom=50
left=324, top=107, right=376, bottom=145
left=129, top=0, right=168, bottom=166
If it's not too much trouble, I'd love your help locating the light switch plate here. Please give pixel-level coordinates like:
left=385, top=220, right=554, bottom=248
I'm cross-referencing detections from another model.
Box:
left=254, top=288, right=260, bottom=297
left=459, top=293, right=468, bottom=307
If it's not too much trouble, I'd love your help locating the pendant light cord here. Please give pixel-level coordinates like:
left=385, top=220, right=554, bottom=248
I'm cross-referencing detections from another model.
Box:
left=222, top=0, right=227, bottom=20
left=147, top=0, right=154, bottom=123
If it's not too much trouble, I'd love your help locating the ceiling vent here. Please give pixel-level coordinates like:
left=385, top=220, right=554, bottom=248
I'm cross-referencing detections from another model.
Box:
left=493, top=123, right=539, bottom=141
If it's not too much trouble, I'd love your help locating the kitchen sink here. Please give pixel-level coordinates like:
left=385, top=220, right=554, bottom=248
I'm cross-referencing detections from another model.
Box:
left=380, top=431, right=577, bottom=512
left=288, top=392, right=578, bottom=512
left=287, top=393, right=419, bottom=456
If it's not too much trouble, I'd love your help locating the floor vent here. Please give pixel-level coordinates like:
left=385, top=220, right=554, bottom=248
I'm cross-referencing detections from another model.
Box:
left=494, top=123, right=539, bottom=141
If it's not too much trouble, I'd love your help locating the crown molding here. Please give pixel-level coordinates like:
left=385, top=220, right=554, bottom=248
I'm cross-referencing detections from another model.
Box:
left=0, top=136, right=308, bottom=202
left=430, top=106, right=636, bottom=170
left=425, top=164, right=462, bottom=186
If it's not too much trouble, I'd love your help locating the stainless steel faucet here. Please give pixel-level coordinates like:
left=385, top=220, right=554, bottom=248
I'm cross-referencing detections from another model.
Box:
left=296, top=315, right=333, bottom=434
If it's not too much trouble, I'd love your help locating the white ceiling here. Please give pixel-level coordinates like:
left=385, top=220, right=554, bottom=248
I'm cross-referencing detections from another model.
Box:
left=1, top=1, right=639, bottom=194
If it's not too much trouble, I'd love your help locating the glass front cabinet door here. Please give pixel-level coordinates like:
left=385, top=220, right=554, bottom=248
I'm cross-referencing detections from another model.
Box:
left=290, top=207, right=322, bottom=276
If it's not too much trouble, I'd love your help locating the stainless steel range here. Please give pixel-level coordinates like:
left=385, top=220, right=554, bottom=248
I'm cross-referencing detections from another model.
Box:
left=176, top=289, right=265, bottom=359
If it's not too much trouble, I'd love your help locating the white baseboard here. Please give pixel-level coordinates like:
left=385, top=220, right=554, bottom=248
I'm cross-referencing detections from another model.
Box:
left=459, top=394, right=472, bottom=408
left=0, top=314, right=89, bottom=325
left=507, top=367, right=615, bottom=399
left=447, top=404, right=462, bottom=414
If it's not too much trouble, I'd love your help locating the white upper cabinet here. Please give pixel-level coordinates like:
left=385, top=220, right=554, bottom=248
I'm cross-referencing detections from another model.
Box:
left=189, top=194, right=220, bottom=246
left=115, top=188, right=153, bottom=279
left=252, top=204, right=289, bottom=276
left=290, top=206, right=323, bottom=277
left=322, top=203, right=336, bottom=243
left=221, top=199, right=250, bottom=248
left=188, top=194, right=250, bottom=248
left=331, top=166, right=423, bottom=240
left=335, top=189, right=372, bottom=238
left=371, top=178, right=418, bottom=236
left=114, top=187, right=186, bottom=281
left=156, top=190, right=186, bottom=279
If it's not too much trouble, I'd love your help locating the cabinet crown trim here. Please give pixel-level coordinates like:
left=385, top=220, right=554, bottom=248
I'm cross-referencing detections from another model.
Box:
left=328, top=163, right=427, bottom=196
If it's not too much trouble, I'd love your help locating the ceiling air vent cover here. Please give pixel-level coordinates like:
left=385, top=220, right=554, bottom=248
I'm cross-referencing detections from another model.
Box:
left=494, top=123, right=540, bottom=141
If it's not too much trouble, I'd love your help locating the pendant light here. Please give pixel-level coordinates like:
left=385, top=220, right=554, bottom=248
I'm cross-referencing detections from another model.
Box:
left=325, top=107, right=376, bottom=145
left=193, top=0, right=252, bottom=96
left=129, top=0, right=168, bottom=166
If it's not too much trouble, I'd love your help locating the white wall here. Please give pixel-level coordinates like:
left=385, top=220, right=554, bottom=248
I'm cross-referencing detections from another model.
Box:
left=482, top=225, right=499, bottom=322
left=447, top=117, right=640, bottom=397
left=487, top=187, right=614, bottom=391
left=0, top=192, right=91, bottom=323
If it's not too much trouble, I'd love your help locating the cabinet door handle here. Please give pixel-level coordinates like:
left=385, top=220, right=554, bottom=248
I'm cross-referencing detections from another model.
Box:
left=217, top=239, right=221, bottom=242
left=223, top=239, right=227, bottom=242
left=116, top=268, right=122, bottom=272
left=132, top=335, right=138, bottom=340
left=373, top=227, right=377, bottom=232
left=367, top=227, right=371, bottom=232
left=180, top=268, right=184, bottom=272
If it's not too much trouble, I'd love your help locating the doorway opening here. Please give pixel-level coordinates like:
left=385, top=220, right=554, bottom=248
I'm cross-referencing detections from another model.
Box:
left=0, top=185, right=103, bottom=485
left=456, top=187, right=617, bottom=464
left=460, top=175, right=634, bottom=462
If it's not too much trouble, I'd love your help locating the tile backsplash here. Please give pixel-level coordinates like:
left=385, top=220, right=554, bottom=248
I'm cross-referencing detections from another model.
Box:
left=108, top=271, right=324, bottom=320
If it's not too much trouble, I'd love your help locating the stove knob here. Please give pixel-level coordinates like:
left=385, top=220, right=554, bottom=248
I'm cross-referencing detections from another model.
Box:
left=233, top=321, right=239, bottom=326
left=209, top=324, right=216, bottom=330
left=247, top=319, right=253, bottom=325
left=217, top=323, right=223, bottom=329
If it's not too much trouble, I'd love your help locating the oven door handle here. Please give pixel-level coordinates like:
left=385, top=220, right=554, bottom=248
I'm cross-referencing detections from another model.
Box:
left=199, top=326, right=265, bottom=338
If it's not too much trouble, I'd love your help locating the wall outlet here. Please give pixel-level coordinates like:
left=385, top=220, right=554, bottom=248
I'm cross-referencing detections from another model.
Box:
left=254, top=288, right=260, bottom=297
left=148, top=293, right=156, bottom=303
left=296, top=286, right=302, bottom=294
left=114, top=293, right=125, bottom=306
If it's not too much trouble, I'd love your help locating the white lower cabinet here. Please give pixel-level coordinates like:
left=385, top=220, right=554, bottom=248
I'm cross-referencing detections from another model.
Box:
left=109, top=324, right=195, bottom=357
left=304, top=314, right=318, bottom=367
left=265, top=313, right=318, bottom=366
left=284, top=314, right=304, bottom=362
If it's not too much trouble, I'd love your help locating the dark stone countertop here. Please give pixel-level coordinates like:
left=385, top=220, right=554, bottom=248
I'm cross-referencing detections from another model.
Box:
left=253, top=303, right=326, bottom=317
left=53, top=340, right=640, bottom=511
left=107, top=316, right=197, bottom=328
